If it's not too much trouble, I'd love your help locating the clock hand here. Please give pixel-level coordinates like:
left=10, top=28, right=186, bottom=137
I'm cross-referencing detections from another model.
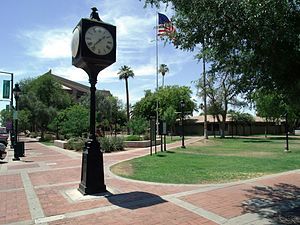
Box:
left=92, top=37, right=104, bottom=48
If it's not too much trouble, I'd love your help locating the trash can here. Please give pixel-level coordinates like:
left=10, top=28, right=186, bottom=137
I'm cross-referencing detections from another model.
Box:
left=15, top=141, right=25, bottom=157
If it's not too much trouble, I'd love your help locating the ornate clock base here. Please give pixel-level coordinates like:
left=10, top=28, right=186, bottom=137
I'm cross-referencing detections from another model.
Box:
left=78, top=139, right=106, bottom=195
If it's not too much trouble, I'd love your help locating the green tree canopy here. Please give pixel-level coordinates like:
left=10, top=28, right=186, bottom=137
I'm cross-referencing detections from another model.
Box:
left=253, top=90, right=286, bottom=122
left=162, top=106, right=177, bottom=134
left=57, top=105, right=89, bottom=138
left=143, top=0, right=300, bottom=106
left=17, top=74, right=73, bottom=136
left=127, top=116, right=148, bottom=136
left=79, top=91, right=126, bottom=132
left=133, top=85, right=196, bottom=119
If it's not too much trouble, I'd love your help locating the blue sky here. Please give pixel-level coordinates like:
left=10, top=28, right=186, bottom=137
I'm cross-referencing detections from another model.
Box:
left=0, top=0, right=211, bottom=113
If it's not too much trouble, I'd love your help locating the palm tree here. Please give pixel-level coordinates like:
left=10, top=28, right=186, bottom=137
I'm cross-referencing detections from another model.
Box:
left=158, top=64, right=169, bottom=87
left=118, top=65, right=135, bottom=134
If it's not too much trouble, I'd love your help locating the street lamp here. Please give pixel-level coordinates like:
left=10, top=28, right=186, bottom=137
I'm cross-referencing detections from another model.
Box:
left=180, top=99, right=185, bottom=148
left=284, top=112, right=290, bottom=152
left=12, top=83, right=21, bottom=161
left=200, top=103, right=206, bottom=138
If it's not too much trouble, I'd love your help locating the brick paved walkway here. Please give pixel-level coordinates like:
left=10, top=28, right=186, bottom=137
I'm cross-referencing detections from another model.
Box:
left=0, top=137, right=299, bottom=225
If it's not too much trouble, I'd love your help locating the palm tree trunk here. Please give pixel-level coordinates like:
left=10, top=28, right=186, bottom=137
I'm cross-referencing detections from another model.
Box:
left=162, top=75, right=165, bottom=87
left=125, top=78, right=130, bottom=134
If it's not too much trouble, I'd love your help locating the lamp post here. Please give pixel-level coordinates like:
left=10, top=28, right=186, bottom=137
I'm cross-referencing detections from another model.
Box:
left=180, top=100, right=185, bottom=148
left=13, top=83, right=21, bottom=161
left=200, top=103, right=206, bottom=138
left=284, top=112, right=290, bottom=152
left=213, top=115, right=216, bottom=138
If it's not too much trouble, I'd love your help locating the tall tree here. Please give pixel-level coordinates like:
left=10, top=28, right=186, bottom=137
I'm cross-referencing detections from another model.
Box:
left=196, top=70, right=245, bottom=138
left=158, top=64, right=169, bottom=87
left=253, top=90, right=286, bottom=136
left=80, top=92, right=126, bottom=135
left=143, top=0, right=300, bottom=107
left=229, top=111, right=254, bottom=136
left=133, top=85, right=196, bottom=120
left=118, top=65, right=135, bottom=134
left=18, top=75, right=73, bottom=138
left=57, top=105, right=89, bottom=138
left=162, top=106, right=177, bottom=136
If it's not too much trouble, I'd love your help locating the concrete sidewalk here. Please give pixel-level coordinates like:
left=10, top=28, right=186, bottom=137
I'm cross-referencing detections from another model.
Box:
left=0, top=137, right=299, bottom=225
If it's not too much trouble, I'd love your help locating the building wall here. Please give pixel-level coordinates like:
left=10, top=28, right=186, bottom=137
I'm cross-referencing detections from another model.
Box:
left=175, top=122, right=285, bottom=136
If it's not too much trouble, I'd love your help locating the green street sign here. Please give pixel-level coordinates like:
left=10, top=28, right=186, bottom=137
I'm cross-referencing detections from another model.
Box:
left=3, top=80, right=10, bottom=99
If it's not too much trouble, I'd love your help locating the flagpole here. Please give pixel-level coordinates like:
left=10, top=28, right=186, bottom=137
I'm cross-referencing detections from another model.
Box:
left=156, top=12, right=159, bottom=141
left=156, top=12, right=159, bottom=91
left=203, top=38, right=208, bottom=139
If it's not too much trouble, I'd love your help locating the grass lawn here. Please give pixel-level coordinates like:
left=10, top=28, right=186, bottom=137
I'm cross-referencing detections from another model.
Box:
left=111, top=136, right=300, bottom=184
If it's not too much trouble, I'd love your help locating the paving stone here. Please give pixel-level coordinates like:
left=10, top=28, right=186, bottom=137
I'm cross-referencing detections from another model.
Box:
left=0, top=137, right=299, bottom=225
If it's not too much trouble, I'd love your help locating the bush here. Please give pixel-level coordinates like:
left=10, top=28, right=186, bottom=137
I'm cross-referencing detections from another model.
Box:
left=43, top=133, right=54, bottom=142
left=125, top=135, right=142, bottom=141
left=143, top=132, right=150, bottom=140
left=100, top=137, right=111, bottom=152
left=128, top=117, right=148, bottom=136
left=114, top=137, right=125, bottom=151
left=99, top=136, right=124, bottom=152
left=67, top=137, right=85, bottom=151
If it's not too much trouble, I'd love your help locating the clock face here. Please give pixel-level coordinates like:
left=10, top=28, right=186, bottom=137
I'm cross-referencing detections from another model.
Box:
left=71, top=27, right=80, bottom=57
left=85, top=26, right=114, bottom=56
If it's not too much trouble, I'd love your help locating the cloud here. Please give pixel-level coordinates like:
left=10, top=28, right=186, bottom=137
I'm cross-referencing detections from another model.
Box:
left=21, top=28, right=72, bottom=59
left=19, top=13, right=156, bottom=63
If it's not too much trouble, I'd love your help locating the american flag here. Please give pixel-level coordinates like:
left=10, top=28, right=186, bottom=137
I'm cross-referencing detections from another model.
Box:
left=158, top=13, right=175, bottom=37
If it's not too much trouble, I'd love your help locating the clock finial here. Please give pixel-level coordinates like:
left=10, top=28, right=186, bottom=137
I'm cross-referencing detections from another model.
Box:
left=90, top=7, right=102, bottom=21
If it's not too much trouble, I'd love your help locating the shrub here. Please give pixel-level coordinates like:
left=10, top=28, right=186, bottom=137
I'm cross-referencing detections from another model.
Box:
left=67, top=137, right=85, bottom=151
left=143, top=132, right=150, bottom=140
left=114, top=137, right=124, bottom=151
left=128, top=116, right=148, bottom=136
left=43, top=133, right=54, bottom=142
left=125, top=135, right=142, bottom=141
left=100, top=137, right=111, bottom=152
left=99, top=136, right=124, bottom=152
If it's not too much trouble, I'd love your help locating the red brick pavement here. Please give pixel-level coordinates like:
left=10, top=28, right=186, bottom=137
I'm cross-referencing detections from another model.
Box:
left=0, top=174, right=23, bottom=190
left=181, top=184, right=255, bottom=219
left=48, top=202, right=217, bottom=225
left=0, top=138, right=299, bottom=224
left=0, top=190, right=31, bottom=224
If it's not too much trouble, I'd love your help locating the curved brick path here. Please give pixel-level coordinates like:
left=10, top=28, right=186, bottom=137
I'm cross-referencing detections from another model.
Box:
left=0, top=137, right=299, bottom=225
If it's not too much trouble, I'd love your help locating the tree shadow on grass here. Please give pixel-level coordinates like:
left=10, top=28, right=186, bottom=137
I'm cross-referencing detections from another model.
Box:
left=242, top=139, right=272, bottom=143
left=106, top=191, right=167, bottom=210
left=268, top=137, right=300, bottom=141
left=242, top=183, right=300, bottom=224
left=166, top=151, right=175, bottom=154
left=155, top=151, right=176, bottom=157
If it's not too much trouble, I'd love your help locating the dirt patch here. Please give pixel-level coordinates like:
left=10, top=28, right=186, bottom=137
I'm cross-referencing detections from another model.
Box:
left=188, top=139, right=220, bottom=147
left=111, top=161, right=134, bottom=177
left=212, top=151, right=275, bottom=157
left=182, top=150, right=275, bottom=158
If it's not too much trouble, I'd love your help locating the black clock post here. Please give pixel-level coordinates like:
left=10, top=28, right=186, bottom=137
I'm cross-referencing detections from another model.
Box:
left=71, top=8, right=116, bottom=195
